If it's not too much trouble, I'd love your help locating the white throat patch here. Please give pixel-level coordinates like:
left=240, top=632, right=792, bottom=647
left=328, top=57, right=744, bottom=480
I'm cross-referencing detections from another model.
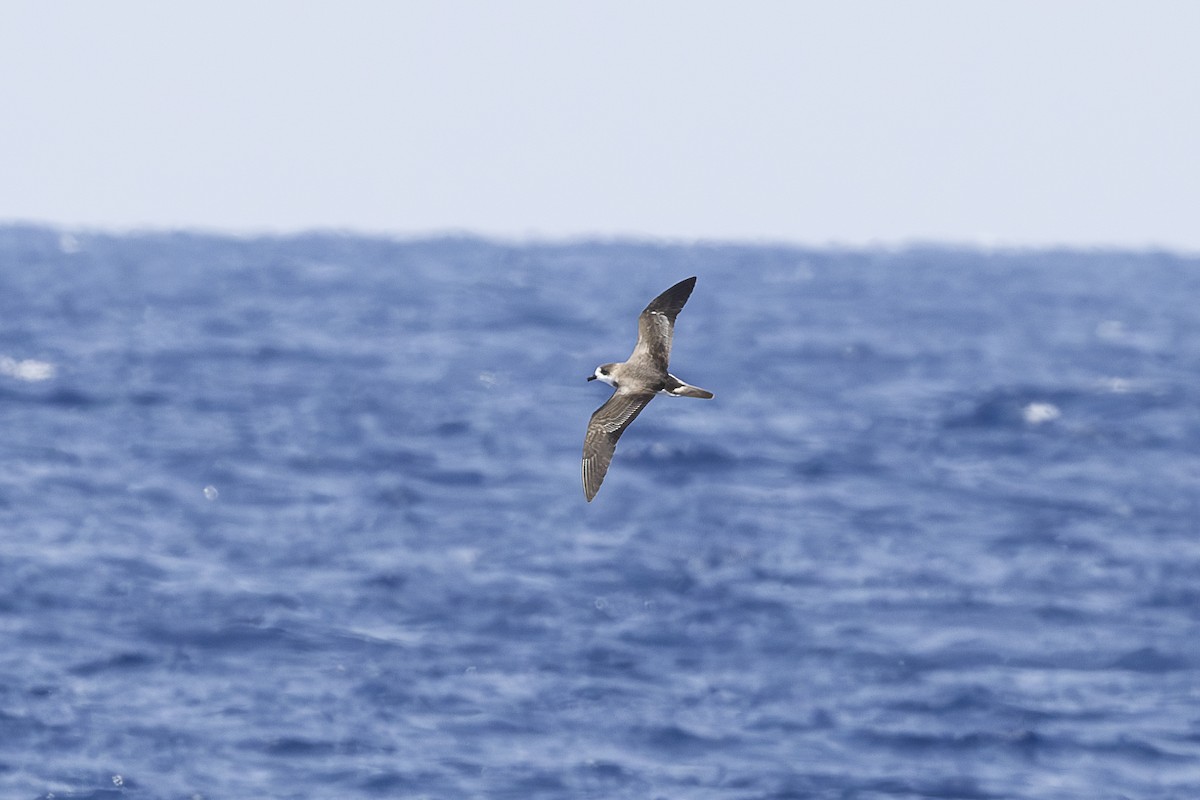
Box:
left=593, top=367, right=617, bottom=387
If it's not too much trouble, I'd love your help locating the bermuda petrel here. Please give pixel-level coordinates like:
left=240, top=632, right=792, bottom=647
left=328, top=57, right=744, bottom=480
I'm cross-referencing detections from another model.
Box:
left=582, top=276, right=713, bottom=502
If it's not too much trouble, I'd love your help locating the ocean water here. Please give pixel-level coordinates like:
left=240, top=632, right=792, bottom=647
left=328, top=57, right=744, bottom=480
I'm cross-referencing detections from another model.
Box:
left=1, top=225, right=1199, bottom=799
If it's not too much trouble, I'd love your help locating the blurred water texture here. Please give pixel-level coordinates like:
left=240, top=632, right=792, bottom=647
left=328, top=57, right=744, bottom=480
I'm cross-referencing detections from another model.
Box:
left=1, top=225, right=1199, bottom=799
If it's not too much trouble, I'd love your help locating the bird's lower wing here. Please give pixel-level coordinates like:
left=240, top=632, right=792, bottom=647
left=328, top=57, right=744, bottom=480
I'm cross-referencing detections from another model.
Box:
left=582, top=391, right=655, bottom=501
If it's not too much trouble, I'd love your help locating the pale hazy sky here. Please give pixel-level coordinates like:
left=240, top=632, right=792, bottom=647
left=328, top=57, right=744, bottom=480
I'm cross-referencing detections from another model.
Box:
left=2, top=1, right=1198, bottom=249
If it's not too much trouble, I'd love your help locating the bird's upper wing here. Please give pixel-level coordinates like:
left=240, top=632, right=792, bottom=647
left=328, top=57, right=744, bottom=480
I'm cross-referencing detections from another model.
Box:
left=582, top=391, right=655, bottom=501
left=630, top=276, right=696, bottom=371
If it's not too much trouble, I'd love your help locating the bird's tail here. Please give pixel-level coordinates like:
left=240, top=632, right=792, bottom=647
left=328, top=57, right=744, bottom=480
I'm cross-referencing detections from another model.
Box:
left=665, top=375, right=714, bottom=399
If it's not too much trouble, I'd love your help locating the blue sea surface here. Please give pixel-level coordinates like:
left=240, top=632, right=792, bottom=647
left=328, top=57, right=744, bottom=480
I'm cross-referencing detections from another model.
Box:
left=1, top=226, right=1199, bottom=799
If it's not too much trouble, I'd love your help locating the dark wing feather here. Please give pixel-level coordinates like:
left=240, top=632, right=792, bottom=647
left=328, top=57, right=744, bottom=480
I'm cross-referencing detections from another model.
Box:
left=582, top=391, right=655, bottom=501
left=630, top=276, right=696, bottom=371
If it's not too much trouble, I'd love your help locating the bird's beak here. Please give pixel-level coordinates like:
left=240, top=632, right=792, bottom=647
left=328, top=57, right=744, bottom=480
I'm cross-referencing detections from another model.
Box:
left=586, top=374, right=596, bottom=381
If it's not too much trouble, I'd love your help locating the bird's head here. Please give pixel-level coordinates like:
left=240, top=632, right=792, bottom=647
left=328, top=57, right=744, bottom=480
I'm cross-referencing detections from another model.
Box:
left=588, top=364, right=618, bottom=387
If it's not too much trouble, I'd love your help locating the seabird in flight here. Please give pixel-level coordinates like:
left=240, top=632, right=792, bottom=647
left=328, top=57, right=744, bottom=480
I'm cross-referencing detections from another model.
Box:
left=582, top=276, right=713, bottom=502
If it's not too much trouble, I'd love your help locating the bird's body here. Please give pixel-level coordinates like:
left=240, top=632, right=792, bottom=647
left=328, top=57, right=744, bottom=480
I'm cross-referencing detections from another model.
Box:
left=582, top=276, right=713, bottom=501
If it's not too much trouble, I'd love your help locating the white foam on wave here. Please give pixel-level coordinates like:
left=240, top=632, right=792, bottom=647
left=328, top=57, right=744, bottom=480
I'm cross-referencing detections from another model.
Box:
left=1022, top=402, right=1061, bottom=425
left=1095, top=319, right=1127, bottom=341
left=0, top=355, right=56, bottom=382
left=1099, top=376, right=1133, bottom=394
left=59, top=232, right=81, bottom=254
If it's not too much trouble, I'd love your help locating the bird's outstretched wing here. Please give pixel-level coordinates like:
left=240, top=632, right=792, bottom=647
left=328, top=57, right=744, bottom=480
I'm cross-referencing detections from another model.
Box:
left=630, top=276, right=696, bottom=371
left=582, top=391, right=655, bottom=501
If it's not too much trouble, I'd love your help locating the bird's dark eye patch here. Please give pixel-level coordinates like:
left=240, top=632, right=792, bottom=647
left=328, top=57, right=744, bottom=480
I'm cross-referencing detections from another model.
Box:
left=600, top=368, right=609, bottom=375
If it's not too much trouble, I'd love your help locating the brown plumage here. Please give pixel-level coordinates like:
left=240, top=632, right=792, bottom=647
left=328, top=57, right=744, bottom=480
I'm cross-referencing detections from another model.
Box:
left=582, top=277, right=714, bottom=501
